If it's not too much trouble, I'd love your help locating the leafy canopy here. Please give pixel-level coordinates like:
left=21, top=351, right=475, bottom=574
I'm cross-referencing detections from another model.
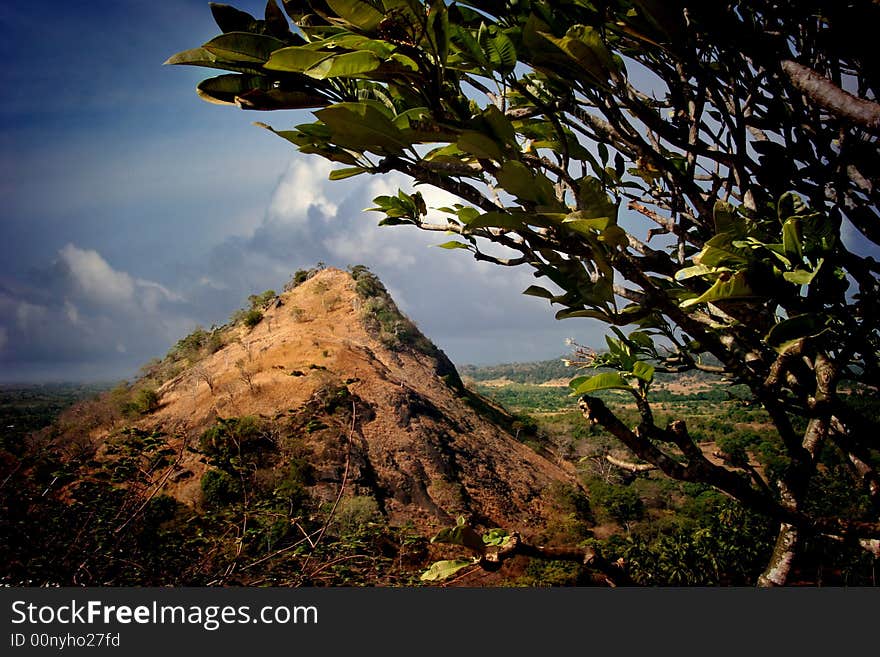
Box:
left=169, top=0, right=880, bottom=584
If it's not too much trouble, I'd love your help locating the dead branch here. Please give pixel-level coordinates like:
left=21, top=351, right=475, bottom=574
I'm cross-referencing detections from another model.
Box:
left=605, top=454, right=657, bottom=472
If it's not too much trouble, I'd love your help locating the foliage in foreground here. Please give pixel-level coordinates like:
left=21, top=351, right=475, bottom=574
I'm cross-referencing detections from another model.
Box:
left=169, top=0, right=880, bottom=585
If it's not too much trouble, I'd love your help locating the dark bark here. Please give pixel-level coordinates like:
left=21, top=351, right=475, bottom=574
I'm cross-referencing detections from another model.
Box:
left=477, top=532, right=632, bottom=587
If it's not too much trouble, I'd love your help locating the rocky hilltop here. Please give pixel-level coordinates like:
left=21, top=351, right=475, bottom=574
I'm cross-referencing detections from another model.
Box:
left=60, top=266, right=575, bottom=534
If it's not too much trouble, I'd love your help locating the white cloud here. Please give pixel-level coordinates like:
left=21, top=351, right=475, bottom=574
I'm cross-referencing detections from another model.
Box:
left=0, top=243, right=202, bottom=381
left=322, top=231, right=417, bottom=268
left=64, top=299, right=80, bottom=325
left=268, top=158, right=338, bottom=223
left=59, top=243, right=135, bottom=306
left=136, top=279, right=184, bottom=314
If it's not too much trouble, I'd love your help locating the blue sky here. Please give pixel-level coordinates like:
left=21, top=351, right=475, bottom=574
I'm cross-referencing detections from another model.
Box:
left=0, top=0, right=590, bottom=382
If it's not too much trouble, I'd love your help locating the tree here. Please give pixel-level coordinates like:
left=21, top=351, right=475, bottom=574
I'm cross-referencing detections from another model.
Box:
left=168, top=0, right=880, bottom=585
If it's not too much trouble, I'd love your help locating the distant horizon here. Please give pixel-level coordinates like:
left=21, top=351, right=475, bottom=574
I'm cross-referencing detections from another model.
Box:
left=0, top=351, right=573, bottom=387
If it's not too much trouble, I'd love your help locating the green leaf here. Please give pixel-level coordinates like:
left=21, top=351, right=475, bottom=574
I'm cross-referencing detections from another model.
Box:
left=481, top=29, right=517, bottom=72
left=435, top=240, right=473, bottom=250
left=457, top=131, right=504, bottom=161
left=420, top=560, right=473, bottom=582
left=674, top=264, right=717, bottom=281
left=631, top=361, right=655, bottom=384
left=315, top=101, right=408, bottom=155
left=694, top=233, right=750, bottom=268
left=522, top=285, right=556, bottom=300
left=210, top=3, right=259, bottom=33
left=562, top=212, right=613, bottom=234
left=496, top=161, right=543, bottom=203
left=196, top=74, right=269, bottom=105
left=680, top=271, right=755, bottom=308
left=164, top=47, right=222, bottom=67
left=455, top=206, right=480, bottom=224
left=198, top=75, right=327, bottom=110
left=539, top=25, right=613, bottom=79
left=431, top=518, right=485, bottom=554
left=254, top=122, right=361, bottom=164
left=264, top=0, right=293, bottom=40
left=304, top=50, right=383, bottom=79
left=322, top=33, right=395, bottom=57
left=569, top=372, right=631, bottom=395
left=482, top=528, right=510, bottom=547
left=577, top=177, right=617, bottom=221
left=328, top=166, right=367, bottom=180
left=483, top=105, right=517, bottom=148
left=555, top=308, right=611, bottom=321
left=203, top=32, right=286, bottom=64
left=326, top=0, right=385, bottom=32
left=599, top=225, right=629, bottom=248
left=782, top=267, right=821, bottom=285
left=781, top=217, right=803, bottom=260
left=777, top=191, right=809, bottom=222
left=426, top=0, right=450, bottom=66
left=628, top=331, right=655, bottom=350
left=465, top=212, right=525, bottom=231
left=765, top=313, right=829, bottom=350
left=265, top=46, right=333, bottom=72
left=713, top=200, right=745, bottom=236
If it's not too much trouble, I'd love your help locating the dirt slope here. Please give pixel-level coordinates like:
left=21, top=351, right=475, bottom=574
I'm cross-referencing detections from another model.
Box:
left=92, top=268, right=576, bottom=532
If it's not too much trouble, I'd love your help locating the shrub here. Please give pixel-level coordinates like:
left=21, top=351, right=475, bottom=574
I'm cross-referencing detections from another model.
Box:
left=172, top=327, right=209, bottom=361
left=587, top=479, right=644, bottom=525
left=200, top=469, right=240, bottom=508
left=241, top=309, right=263, bottom=328
left=248, top=289, right=276, bottom=309
left=334, top=496, right=380, bottom=534
left=116, top=386, right=160, bottom=418
left=283, top=268, right=319, bottom=292
left=229, top=289, right=275, bottom=327
left=134, top=388, right=159, bottom=414
left=716, top=434, right=751, bottom=468
left=198, top=416, right=272, bottom=471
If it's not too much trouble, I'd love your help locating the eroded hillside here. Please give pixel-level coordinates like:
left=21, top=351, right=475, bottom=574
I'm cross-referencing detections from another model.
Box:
left=2, top=267, right=581, bottom=585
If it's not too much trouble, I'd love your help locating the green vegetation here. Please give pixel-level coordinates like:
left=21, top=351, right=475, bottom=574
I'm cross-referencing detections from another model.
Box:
left=349, top=265, right=438, bottom=356
left=587, top=478, right=644, bottom=525
left=0, top=390, right=427, bottom=585
left=172, top=0, right=880, bottom=586
left=0, top=383, right=110, bottom=453
left=436, top=362, right=878, bottom=586
left=200, top=468, right=240, bottom=508
left=230, top=289, right=275, bottom=328
left=283, top=265, right=325, bottom=292
left=460, top=358, right=571, bottom=384
left=107, top=382, right=161, bottom=419
left=473, top=383, right=574, bottom=412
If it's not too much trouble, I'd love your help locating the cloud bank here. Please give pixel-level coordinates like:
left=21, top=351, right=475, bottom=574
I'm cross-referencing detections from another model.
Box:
left=1, top=156, right=605, bottom=382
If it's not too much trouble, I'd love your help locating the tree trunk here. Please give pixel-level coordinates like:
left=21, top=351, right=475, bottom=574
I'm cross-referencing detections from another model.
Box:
left=758, top=522, right=799, bottom=586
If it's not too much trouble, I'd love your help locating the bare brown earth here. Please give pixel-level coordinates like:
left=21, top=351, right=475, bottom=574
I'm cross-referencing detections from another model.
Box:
left=85, top=268, right=576, bottom=534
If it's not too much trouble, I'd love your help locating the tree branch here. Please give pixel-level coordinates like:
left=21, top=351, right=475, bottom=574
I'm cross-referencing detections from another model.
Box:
left=605, top=454, right=657, bottom=472
left=781, top=60, right=880, bottom=133
left=477, top=532, right=632, bottom=587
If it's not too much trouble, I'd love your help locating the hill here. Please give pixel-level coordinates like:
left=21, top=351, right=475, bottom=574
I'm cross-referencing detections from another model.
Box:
left=1, top=266, right=577, bottom=585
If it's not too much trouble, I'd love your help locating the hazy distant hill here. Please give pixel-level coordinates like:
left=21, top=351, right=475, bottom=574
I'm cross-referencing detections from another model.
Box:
left=459, top=358, right=572, bottom=384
